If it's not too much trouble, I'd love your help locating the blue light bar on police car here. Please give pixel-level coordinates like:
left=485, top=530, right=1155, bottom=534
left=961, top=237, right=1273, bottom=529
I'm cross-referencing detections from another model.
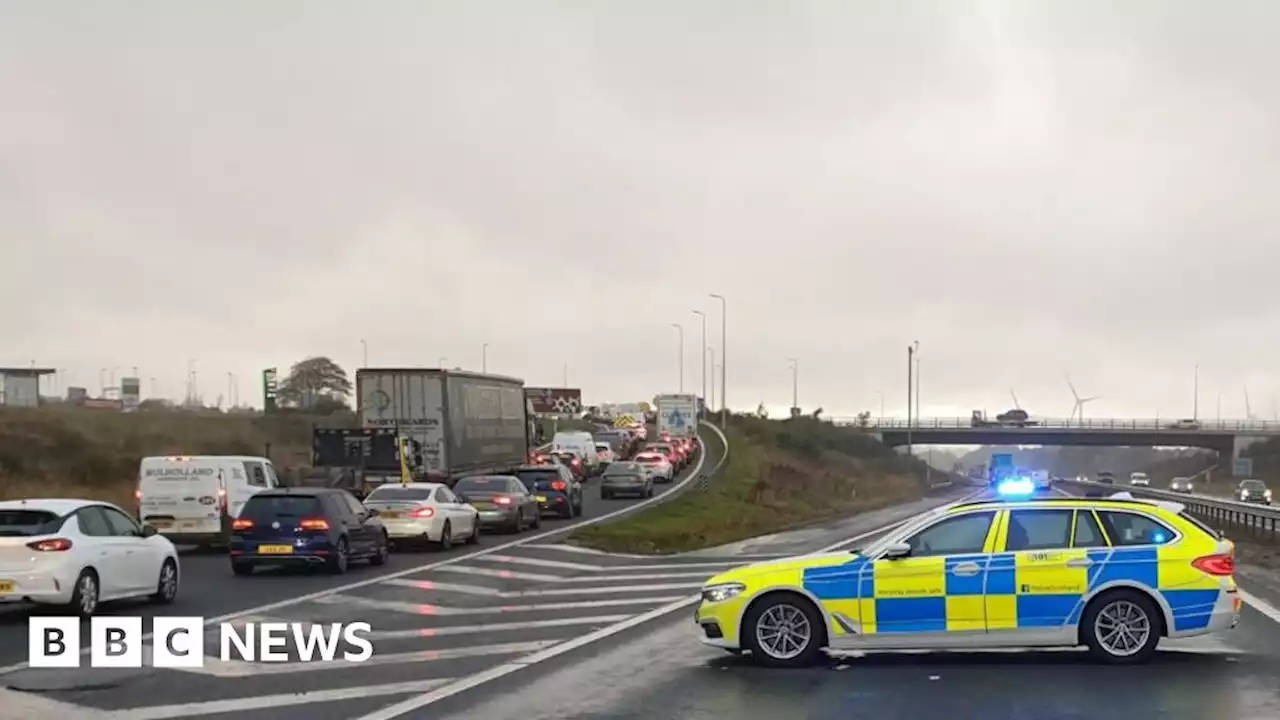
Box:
left=997, top=477, right=1034, bottom=496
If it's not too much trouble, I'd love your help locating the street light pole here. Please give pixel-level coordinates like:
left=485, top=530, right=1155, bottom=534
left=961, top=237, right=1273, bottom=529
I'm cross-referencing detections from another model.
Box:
left=361, top=339, right=368, bottom=368
left=482, top=343, right=489, bottom=373
left=671, top=323, right=684, bottom=392
left=913, top=341, right=921, bottom=425
left=907, top=344, right=915, bottom=459
left=788, top=358, right=798, bottom=414
left=708, top=347, right=716, bottom=410
left=693, top=310, right=707, bottom=409
left=710, top=293, right=726, bottom=426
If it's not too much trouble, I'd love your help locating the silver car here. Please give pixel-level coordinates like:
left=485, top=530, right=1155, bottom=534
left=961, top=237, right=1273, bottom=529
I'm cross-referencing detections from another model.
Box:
left=1169, top=477, right=1194, bottom=494
left=600, top=462, right=654, bottom=499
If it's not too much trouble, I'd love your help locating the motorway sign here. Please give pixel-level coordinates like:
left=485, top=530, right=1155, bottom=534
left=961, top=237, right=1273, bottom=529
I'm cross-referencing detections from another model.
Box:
left=1233, top=458, right=1253, bottom=477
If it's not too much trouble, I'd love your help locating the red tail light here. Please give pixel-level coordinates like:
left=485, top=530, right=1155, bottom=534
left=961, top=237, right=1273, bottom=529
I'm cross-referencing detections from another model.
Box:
left=28, top=538, right=73, bottom=552
left=1192, top=554, right=1235, bottom=576
left=550, top=481, right=567, bottom=491
left=135, top=488, right=143, bottom=502
left=299, top=518, right=330, bottom=531
left=232, top=518, right=254, bottom=530
left=217, top=487, right=228, bottom=514
left=571, top=458, right=580, bottom=466
left=410, top=507, right=435, bottom=518
left=493, top=496, right=513, bottom=506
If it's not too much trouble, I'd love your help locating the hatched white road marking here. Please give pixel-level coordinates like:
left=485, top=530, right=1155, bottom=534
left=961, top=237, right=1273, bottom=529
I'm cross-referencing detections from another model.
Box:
left=311, top=593, right=689, bottom=615
left=101, top=679, right=456, bottom=720
left=161, top=640, right=558, bottom=677
left=480, top=554, right=605, bottom=571
left=559, top=570, right=713, bottom=582
left=383, top=577, right=702, bottom=597
left=434, top=565, right=567, bottom=583
left=366, top=615, right=633, bottom=639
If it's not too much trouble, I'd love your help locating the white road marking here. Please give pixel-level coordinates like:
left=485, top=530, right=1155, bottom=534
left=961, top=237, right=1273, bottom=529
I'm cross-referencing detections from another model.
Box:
left=382, top=577, right=703, bottom=597
left=356, top=481, right=961, bottom=720
left=0, top=688, right=104, bottom=720
left=479, top=554, right=606, bottom=571
left=311, top=593, right=689, bottom=615
left=161, top=640, right=558, bottom=677
left=519, top=543, right=658, bottom=558
left=0, top=424, right=713, bottom=678
left=365, top=615, right=633, bottom=639
left=1239, top=589, right=1280, bottom=625
left=433, top=565, right=566, bottom=583
left=102, top=679, right=456, bottom=720
left=559, top=570, right=721, bottom=582
left=572, top=560, right=758, bottom=571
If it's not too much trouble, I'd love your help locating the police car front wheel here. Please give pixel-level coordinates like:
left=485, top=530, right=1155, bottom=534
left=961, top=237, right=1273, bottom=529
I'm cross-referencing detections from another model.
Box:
left=1081, top=589, right=1163, bottom=664
left=742, top=594, right=826, bottom=668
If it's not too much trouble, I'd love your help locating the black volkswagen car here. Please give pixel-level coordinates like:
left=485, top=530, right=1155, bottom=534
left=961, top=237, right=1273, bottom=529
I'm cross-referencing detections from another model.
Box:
left=229, top=488, right=389, bottom=575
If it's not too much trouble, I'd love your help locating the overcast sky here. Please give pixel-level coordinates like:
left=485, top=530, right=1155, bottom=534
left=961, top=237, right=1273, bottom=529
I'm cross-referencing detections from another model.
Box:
left=4, top=1, right=1280, bottom=420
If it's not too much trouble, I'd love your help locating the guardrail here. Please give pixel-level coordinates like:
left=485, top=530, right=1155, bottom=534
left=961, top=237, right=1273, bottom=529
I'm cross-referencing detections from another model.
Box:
left=1063, top=480, right=1279, bottom=540
left=832, top=417, right=1280, bottom=433
left=695, top=420, right=730, bottom=491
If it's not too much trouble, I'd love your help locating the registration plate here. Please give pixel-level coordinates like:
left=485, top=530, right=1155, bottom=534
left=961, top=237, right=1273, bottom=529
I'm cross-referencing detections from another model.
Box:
left=471, top=502, right=492, bottom=510
left=257, top=545, right=294, bottom=555
left=535, top=495, right=548, bottom=502
left=150, top=520, right=174, bottom=529
left=0, top=581, right=14, bottom=594
left=380, top=511, right=402, bottom=519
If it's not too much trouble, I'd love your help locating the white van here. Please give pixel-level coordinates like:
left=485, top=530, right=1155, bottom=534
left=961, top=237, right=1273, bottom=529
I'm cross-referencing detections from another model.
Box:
left=137, top=455, right=282, bottom=547
left=551, top=431, right=601, bottom=475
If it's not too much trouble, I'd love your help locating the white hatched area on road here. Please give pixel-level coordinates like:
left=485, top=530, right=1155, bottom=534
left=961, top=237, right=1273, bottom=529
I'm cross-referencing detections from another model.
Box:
left=36, top=542, right=748, bottom=719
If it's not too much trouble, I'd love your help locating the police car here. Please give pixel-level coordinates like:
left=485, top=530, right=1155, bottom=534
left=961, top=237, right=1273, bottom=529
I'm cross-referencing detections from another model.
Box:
left=695, top=491, right=1239, bottom=667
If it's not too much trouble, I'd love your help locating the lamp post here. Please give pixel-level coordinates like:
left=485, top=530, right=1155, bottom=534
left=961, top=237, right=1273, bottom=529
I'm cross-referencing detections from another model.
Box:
left=710, top=293, right=727, bottom=426
left=907, top=344, right=915, bottom=459
left=482, top=343, right=488, bottom=373
left=788, top=358, right=799, bottom=415
left=692, top=309, right=707, bottom=408
left=360, top=339, right=368, bottom=368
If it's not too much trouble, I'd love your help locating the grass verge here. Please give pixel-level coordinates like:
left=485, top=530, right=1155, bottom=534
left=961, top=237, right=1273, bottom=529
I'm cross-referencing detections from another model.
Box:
left=0, top=405, right=345, bottom=508
left=569, top=414, right=944, bottom=555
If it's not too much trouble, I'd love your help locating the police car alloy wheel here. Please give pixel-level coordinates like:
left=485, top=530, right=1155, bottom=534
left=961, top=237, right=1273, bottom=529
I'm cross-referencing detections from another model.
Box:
left=1081, top=589, right=1162, bottom=663
left=742, top=595, right=826, bottom=668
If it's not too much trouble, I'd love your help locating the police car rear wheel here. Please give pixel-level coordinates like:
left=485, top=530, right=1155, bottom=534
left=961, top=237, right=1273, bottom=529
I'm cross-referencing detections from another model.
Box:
left=743, top=595, right=825, bottom=668
left=1082, top=590, right=1162, bottom=664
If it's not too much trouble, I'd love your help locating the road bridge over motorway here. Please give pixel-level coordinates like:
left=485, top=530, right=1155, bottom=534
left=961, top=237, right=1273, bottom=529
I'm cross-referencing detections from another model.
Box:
left=832, top=417, right=1280, bottom=460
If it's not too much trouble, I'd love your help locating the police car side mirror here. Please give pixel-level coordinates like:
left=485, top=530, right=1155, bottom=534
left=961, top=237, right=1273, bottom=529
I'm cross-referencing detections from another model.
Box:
left=883, top=542, right=911, bottom=560
left=141, top=524, right=158, bottom=537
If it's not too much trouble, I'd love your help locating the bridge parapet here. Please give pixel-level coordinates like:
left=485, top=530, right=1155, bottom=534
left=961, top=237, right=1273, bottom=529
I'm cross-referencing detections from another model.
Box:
left=832, top=417, right=1280, bottom=435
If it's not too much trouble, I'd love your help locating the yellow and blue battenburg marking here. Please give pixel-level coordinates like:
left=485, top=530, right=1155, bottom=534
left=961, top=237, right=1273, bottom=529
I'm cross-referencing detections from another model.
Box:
left=801, top=545, right=1226, bottom=635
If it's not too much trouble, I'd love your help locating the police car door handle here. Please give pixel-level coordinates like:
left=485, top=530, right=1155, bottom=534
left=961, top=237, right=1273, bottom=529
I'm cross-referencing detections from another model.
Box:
left=951, top=562, right=981, bottom=577
left=1066, top=558, right=1094, bottom=568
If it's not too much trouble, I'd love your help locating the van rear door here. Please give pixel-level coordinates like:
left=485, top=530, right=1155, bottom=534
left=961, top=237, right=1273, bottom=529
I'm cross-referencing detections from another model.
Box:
left=138, top=457, right=226, bottom=534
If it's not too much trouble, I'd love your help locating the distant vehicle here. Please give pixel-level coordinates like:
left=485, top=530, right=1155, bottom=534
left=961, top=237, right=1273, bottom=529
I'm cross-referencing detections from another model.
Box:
left=1236, top=479, right=1272, bottom=505
left=1129, top=472, right=1151, bottom=487
left=1032, top=470, right=1051, bottom=491
left=1169, top=477, right=1194, bottom=494
left=551, top=451, right=587, bottom=481
left=644, top=443, right=685, bottom=470
left=600, top=462, right=655, bottom=499
left=453, top=475, right=542, bottom=532
left=594, top=442, right=617, bottom=466
left=594, top=430, right=631, bottom=458
left=552, top=431, right=603, bottom=474
left=655, top=394, right=700, bottom=439
left=0, top=498, right=180, bottom=617
left=633, top=453, right=674, bottom=483
left=354, top=369, right=536, bottom=489
left=971, top=409, right=1037, bottom=428
left=511, top=464, right=583, bottom=519
left=362, top=482, right=479, bottom=549
left=1168, top=419, right=1201, bottom=430
left=137, top=455, right=283, bottom=549
left=1097, top=471, right=1116, bottom=484
left=230, top=489, right=389, bottom=575
left=988, top=453, right=1015, bottom=487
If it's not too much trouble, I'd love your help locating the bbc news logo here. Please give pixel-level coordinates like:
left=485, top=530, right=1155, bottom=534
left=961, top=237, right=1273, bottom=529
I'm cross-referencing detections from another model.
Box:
left=29, top=617, right=373, bottom=667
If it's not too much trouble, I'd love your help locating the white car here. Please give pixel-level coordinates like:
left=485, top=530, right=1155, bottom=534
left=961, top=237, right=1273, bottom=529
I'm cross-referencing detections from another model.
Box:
left=595, top=442, right=617, bottom=465
left=0, top=498, right=180, bottom=617
left=361, top=482, right=479, bottom=549
left=634, top=452, right=674, bottom=483
left=1129, top=472, right=1150, bottom=486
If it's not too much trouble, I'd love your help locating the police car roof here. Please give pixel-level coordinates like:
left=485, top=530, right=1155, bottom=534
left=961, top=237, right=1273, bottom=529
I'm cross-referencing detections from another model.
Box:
left=955, top=493, right=1186, bottom=515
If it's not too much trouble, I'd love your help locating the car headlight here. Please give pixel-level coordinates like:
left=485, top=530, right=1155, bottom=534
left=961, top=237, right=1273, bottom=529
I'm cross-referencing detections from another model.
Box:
left=701, top=582, right=746, bottom=603
left=1266, top=490, right=1273, bottom=499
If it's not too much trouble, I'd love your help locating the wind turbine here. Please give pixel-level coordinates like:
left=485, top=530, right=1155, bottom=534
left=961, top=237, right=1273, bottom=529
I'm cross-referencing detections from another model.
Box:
left=1065, top=374, right=1100, bottom=424
left=1244, top=385, right=1255, bottom=420
left=1009, top=389, right=1022, bottom=409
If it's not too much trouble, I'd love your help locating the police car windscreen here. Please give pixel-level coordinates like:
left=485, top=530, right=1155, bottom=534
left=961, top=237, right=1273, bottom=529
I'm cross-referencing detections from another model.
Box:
left=0, top=510, right=60, bottom=536
left=241, top=495, right=322, bottom=519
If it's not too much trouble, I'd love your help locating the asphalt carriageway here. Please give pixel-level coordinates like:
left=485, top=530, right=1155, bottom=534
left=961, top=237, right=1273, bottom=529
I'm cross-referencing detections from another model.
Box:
left=6, top=451, right=1280, bottom=720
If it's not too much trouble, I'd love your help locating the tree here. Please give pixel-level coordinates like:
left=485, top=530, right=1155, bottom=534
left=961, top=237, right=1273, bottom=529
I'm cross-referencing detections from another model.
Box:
left=279, top=356, right=352, bottom=409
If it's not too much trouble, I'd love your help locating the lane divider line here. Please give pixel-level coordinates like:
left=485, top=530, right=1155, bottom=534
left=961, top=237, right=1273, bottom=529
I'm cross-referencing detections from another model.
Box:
left=353, top=488, right=984, bottom=720
left=0, top=426, right=716, bottom=678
